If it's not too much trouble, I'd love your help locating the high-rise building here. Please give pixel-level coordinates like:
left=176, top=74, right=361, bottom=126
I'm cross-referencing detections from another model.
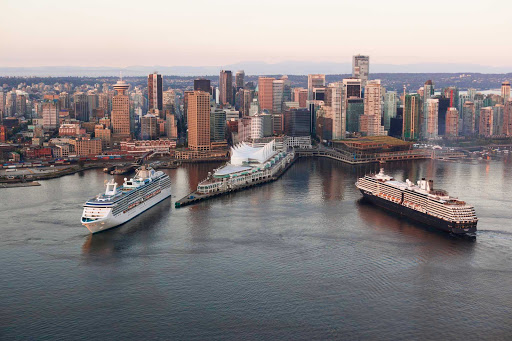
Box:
left=281, top=76, right=292, bottom=102
left=140, top=114, right=159, bottom=140
left=187, top=91, right=210, bottom=151
left=293, top=88, right=308, bottom=108
left=360, top=80, right=386, bottom=136
left=352, top=55, right=370, bottom=87
left=444, top=87, right=459, bottom=110
left=163, top=89, right=176, bottom=113
left=42, top=95, right=60, bottom=130
left=166, top=112, right=178, bottom=139
left=235, top=71, right=245, bottom=90
left=284, top=108, right=311, bottom=137
left=210, top=108, right=226, bottom=142
left=462, top=102, right=475, bottom=136
left=328, top=82, right=345, bottom=140
left=148, top=73, right=163, bottom=111
left=59, top=92, right=70, bottom=110
left=219, top=70, right=233, bottom=106
left=502, top=81, right=511, bottom=102
left=194, top=79, right=211, bottom=94
left=445, top=108, right=459, bottom=137
left=343, top=78, right=362, bottom=99
left=111, top=79, right=131, bottom=140
left=258, top=77, right=275, bottom=114
left=94, top=124, right=111, bottom=149
left=504, top=99, right=512, bottom=136
left=422, top=80, right=435, bottom=138
left=73, top=92, right=89, bottom=122
left=241, top=89, right=253, bottom=116
left=272, top=79, right=284, bottom=114
left=383, top=91, right=397, bottom=131
left=403, top=94, right=421, bottom=140
left=307, top=74, right=325, bottom=100
left=493, top=104, right=504, bottom=136
left=346, top=98, right=364, bottom=133
left=425, top=98, right=439, bottom=139
left=479, top=107, right=493, bottom=137
left=87, top=92, right=98, bottom=120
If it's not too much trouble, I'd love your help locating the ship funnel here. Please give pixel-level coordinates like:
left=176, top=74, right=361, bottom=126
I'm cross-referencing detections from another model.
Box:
left=428, top=180, right=434, bottom=191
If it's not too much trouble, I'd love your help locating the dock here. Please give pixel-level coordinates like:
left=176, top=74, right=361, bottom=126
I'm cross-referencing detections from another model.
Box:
left=0, top=181, right=41, bottom=188
left=175, top=155, right=296, bottom=208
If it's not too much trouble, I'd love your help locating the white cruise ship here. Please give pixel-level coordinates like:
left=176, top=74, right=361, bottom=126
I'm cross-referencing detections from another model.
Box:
left=81, top=165, right=171, bottom=233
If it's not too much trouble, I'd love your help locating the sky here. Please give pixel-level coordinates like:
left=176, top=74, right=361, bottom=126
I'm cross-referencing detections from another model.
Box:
left=1, top=0, right=511, bottom=68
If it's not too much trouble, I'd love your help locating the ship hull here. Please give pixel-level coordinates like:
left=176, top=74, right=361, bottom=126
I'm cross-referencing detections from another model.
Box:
left=82, top=186, right=172, bottom=234
left=360, top=191, right=477, bottom=235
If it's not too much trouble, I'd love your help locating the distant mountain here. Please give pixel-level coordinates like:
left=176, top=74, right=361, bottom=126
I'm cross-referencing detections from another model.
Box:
left=0, top=62, right=511, bottom=77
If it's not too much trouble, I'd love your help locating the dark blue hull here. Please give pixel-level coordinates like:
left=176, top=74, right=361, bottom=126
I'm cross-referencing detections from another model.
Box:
left=360, top=191, right=477, bottom=235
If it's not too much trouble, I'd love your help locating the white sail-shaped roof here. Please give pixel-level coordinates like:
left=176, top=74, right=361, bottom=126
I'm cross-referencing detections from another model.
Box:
left=230, top=140, right=276, bottom=166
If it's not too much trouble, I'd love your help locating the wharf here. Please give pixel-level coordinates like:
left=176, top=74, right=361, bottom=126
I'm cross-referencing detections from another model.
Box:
left=175, top=155, right=296, bottom=208
left=0, top=181, right=41, bottom=188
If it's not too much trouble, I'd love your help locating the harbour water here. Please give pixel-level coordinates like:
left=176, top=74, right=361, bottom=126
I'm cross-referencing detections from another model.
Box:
left=1, top=157, right=512, bottom=340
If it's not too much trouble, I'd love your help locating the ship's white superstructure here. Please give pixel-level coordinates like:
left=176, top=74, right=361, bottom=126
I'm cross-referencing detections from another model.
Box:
left=81, top=165, right=171, bottom=233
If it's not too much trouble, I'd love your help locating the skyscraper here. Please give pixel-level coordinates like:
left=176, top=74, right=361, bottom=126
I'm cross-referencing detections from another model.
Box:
left=187, top=91, right=210, bottom=151
left=493, top=104, right=504, bottom=136
left=73, top=92, right=89, bottom=121
left=502, top=81, right=511, bottom=102
left=479, top=107, right=493, bottom=137
left=258, top=77, right=275, bottom=114
left=425, top=98, right=439, bottom=139
left=194, top=78, right=211, bottom=94
left=272, top=79, right=284, bottom=114
left=111, top=79, right=131, bottom=140
left=235, top=71, right=245, bottom=90
left=210, top=108, right=226, bottom=142
left=140, top=114, right=159, bottom=140
left=445, top=107, right=459, bottom=137
left=422, top=80, right=434, bottom=138
left=383, top=91, right=397, bottom=131
left=403, top=94, right=421, bottom=140
left=219, top=70, right=233, bottom=106
left=307, top=74, right=326, bottom=100
left=360, top=80, right=386, bottom=136
left=352, top=55, right=370, bottom=87
left=42, top=95, right=60, bottom=130
left=328, top=82, right=345, bottom=140
left=462, top=102, right=475, bottom=136
left=504, top=99, right=512, bottom=136
left=148, top=72, right=163, bottom=111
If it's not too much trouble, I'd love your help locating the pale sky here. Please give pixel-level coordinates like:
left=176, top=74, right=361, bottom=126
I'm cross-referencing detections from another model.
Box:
left=1, top=0, right=511, bottom=67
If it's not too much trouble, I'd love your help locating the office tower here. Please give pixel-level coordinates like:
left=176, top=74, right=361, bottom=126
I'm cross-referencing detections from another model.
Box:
left=140, top=114, right=158, bottom=140
left=293, top=88, right=308, bottom=108
left=383, top=91, right=397, bottom=131
left=187, top=91, right=210, bottom=151
left=360, top=80, right=386, bottom=136
left=284, top=108, right=311, bottom=136
left=352, top=55, right=370, bottom=87
left=425, top=99, right=439, bottom=139
left=435, top=96, right=451, bottom=136
left=502, top=81, right=511, bottom=102
left=307, top=74, right=326, bottom=100
left=163, top=89, right=176, bottom=113
left=73, top=92, right=89, bottom=121
left=444, top=87, right=459, bottom=109
left=343, top=78, right=362, bottom=99
left=346, top=98, right=364, bottom=133
left=148, top=72, right=163, bottom=111
left=403, top=94, right=421, bottom=140
left=235, top=71, right=245, bottom=90
left=111, top=79, right=131, bottom=140
left=95, top=124, right=111, bottom=149
left=468, top=88, right=477, bottom=101
left=0, top=92, right=5, bottom=118
left=493, top=104, right=504, bottom=136
left=166, top=112, right=178, bottom=139
left=42, top=95, right=60, bottom=130
left=479, top=107, right=493, bottom=136
left=422, top=80, right=435, bottom=137
left=281, top=76, right=292, bottom=102
left=462, top=102, right=475, bottom=136
left=258, top=77, right=275, bottom=113
left=504, top=99, right=512, bottom=136
left=87, top=92, right=98, bottom=120
left=328, top=82, right=345, bottom=139
left=210, top=108, right=226, bottom=142
left=219, top=70, right=233, bottom=106
left=5, top=91, right=16, bottom=116
left=59, top=92, right=70, bottom=110
left=194, top=78, right=211, bottom=94
left=241, top=89, right=253, bottom=116
left=445, top=108, right=459, bottom=137
left=272, top=79, right=284, bottom=114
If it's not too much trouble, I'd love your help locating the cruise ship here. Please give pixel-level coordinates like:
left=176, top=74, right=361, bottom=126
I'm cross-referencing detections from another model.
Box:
left=356, top=169, right=478, bottom=235
left=81, top=165, right=171, bottom=233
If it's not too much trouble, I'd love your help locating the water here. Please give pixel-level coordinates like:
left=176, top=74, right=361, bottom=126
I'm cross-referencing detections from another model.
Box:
left=1, top=158, right=512, bottom=340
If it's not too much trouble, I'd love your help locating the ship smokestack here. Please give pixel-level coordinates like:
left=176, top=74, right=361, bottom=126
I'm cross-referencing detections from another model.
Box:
left=428, top=180, right=434, bottom=191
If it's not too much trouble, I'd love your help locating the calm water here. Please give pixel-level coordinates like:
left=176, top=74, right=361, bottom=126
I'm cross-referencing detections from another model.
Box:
left=1, top=157, right=512, bottom=340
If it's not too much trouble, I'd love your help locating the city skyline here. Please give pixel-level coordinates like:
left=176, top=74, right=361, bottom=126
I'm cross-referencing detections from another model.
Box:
left=2, top=0, right=512, bottom=70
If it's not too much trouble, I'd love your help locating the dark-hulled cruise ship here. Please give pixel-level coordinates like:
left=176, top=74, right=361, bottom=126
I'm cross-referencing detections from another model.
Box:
left=356, top=169, right=478, bottom=235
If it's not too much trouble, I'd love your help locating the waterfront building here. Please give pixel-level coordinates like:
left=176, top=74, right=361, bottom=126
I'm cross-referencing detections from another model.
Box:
left=74, top=138, right=102, bottom=156
left=272, top=79, right=284, bottom=114
left=235, top=71, right=245, bottom=90
left=502, top=81, right=511, bottom=102
left=360, top=80, right=386, bottom=136
left=194, top=78, right=211, bottom=94
left=73, top=92, right=89, bottom=122
left=422, top=80, right=434, bottom=138
left=383, top=91, right=397, bottom=131
left=140, top=114, right=159, bottom=140
left=307, top=74, right=326, bottom=100
left=293, top=88, right=308, bottom=108
left=42, top=95, right=60, bottom=130
left=462, top=102, right=476, bottom=136
left=258, top=77, right=275, bottom=114
left=148, top=72, right=163, bottom=111
left=353, top=55, right=370, bottom=88
left=187, top=91, right=210, bottom=151
left=346, top=98, right=364, bottom=133
left=479, top=107, right=493, bottom=137
left=284, top=108, right=311, bottom=137
left=505, top=99, right=512, bottom=136
left=210, top=108, right=227, bottom=142
left=445, top=108, right=459, bottom=137
left=111, top=80, right=131, bottom=140
left=94, top=124, right=111, bottom=149
left=493, top=104, right=504, bottom=136
left=219, top=70, right=233, bottom=106
left=403, top=94, right=421, bottom=140
left=328, top=82, right=345, bottom=140
left=425, top=98, right=439, bottom=139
